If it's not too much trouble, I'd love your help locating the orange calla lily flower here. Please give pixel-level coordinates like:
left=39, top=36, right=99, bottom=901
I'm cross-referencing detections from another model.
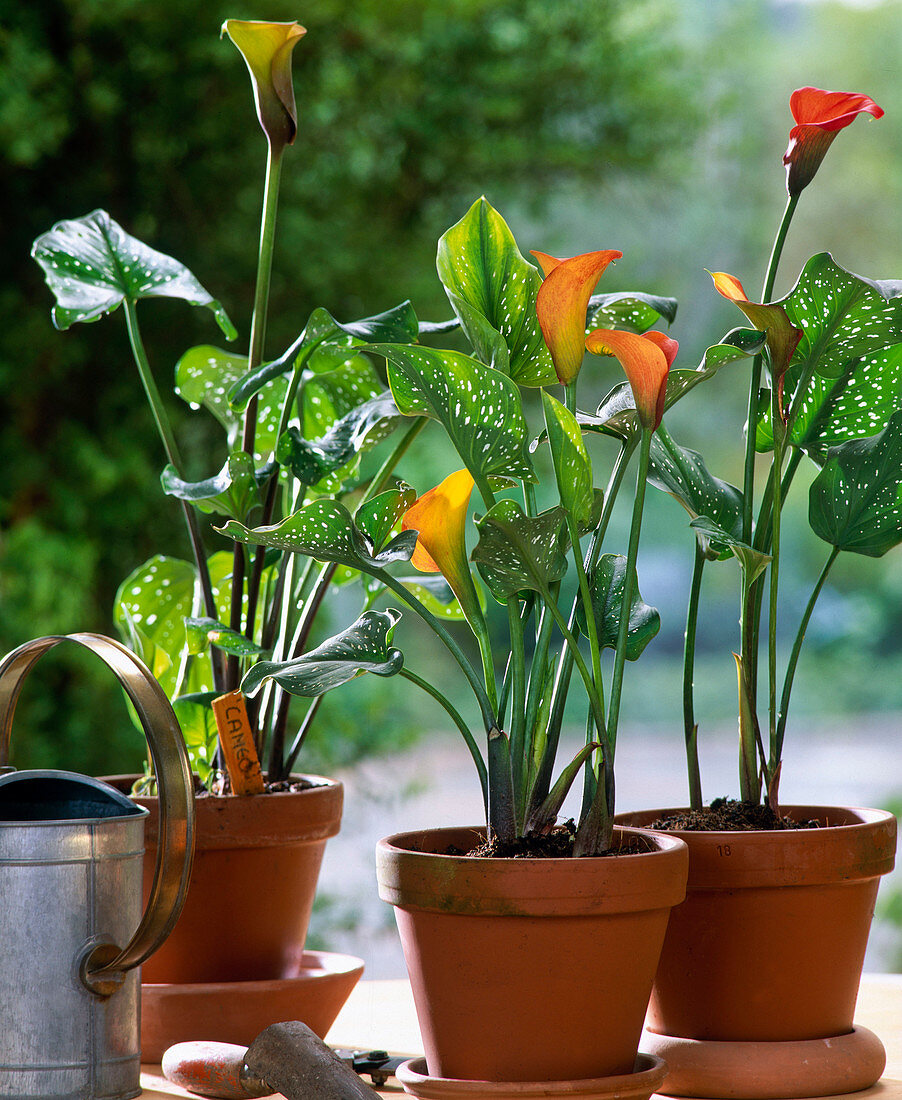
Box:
left=710, top=271, right=802, bottom=419
left=783, top=86, right=883, bottom=196
left=531, top=249, right=622, bottom=386
left=585, top=329, right=675, bottom=430
left=223, top=20, right=306, bottom=154
left=402, top=469, right=482, bottom=624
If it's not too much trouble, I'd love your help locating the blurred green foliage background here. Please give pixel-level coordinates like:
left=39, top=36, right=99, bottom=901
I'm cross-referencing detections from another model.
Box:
left=2, top=0, right=902, bottom=782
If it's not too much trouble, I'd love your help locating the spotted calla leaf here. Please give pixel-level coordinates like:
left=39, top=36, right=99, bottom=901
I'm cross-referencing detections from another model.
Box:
left=689, top=518, right=771, bottom=590
left=218, top=499, right=418, bottom=571
left=161, top=452, right=264, bottom=522
left=757, top=255, right=902, bottom=454
left=436, top=197, right=554, bottom=386
left=394, top=574, right=467, bottom=620
left=587, top=291, right=678, bottom=334
left=171, top=693, right=220, bottom=784
left=229, top=301, right=419, bottom=411
left=648, top=426, right=743, bottom=560
left=375, top=343, right=536, bottom=482
left=175, top=345, right=286, bottom=460
left=580, top=554, right=660, bottom=659
left=809, top=409, right=902, bottom=557
left=185, top=617, right=268, bottom=657
left=580, top=329, right=763, bottom=444
left=356, top=485, right=417, bottom=551
left=114, top=555, right=197, bottom=696
left=472, top=500, right=568, bottom=600
left=277, top=392, right=403, bottom=488
left=240, top=609, right=404, bottom=697
left=32, top=210, right=236, bottom=336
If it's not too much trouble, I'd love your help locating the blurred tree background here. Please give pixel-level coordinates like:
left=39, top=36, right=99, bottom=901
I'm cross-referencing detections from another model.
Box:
left=2, top=0, right=902, bottom=777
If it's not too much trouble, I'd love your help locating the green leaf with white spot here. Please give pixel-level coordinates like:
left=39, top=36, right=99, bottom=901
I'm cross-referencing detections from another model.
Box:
left=472, top=500, right=568, bottom=600
left=809, top=410, right=902, bottom=557
left=172, top=693, right=220, bottom=784
left=114, top=555, right=197, bottom=696
left=32, top=210, right=235, bottom=336
left=218, top=499, right=418, bottom=572
left=229, top=301, right=419, bottom=411
left=356, top=485, right=417, bottom=551
left=648, top=426, right=743, bottom=560
left=277, top=392, right=403, bottom=489
left=757, top=256, right=902, bottom=455
left=436, top=197, right=554, bottom=386
left=241, top=609, right=404, bottom=697
left=185, top=618, right=269, bottom=658
left=541, top=391, right=594, bottom=525
left=582, top=554, right=660, bottom=659
left=394, top=574, right=466, bottom=620
left=175, top=345, right=287, bottom=460
left=587, top=291, right=678, bottom=334
left=161, top=452, right=264, bottom=522
left=375, top=343, right=535, bottom=483
left=689, top=518, right=771, bottom=589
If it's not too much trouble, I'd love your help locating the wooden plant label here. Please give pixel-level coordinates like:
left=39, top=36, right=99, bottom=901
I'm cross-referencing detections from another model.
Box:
left=211, top=691, right=266, bottom=795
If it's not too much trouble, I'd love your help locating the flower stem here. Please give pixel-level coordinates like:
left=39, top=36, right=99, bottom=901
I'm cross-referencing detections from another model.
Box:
left=123, top=300, right=222, bottom=689
left=683, top=542, right=705, bottom=810
left=606, top=428, right=653, bottom=753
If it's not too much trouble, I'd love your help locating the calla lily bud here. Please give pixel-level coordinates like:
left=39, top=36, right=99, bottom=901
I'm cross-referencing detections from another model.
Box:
left=223, top=20, right=306, bottom=155
left=709, top=271, right=802, bottom=420
left=402, top=469, right=483, bottom=627
left=532, top=249, right=622, bottom=386
left=783, top=86, right=883, bottom=197
left=585, top=328, right=674, bottom=430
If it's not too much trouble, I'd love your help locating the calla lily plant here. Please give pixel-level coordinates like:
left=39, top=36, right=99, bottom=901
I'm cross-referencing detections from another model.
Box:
left=223, top=192, right=732, bottom=855
left=649, top=85, right=902, bottom=813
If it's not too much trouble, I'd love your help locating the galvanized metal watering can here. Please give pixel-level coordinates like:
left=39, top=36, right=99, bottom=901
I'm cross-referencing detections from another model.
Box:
left=0, top=633, right=196, bottom=1100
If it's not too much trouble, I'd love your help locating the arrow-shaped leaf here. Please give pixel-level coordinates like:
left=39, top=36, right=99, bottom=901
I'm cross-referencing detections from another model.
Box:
left=241, top=609, right=404, bottom=697
left=689, top=517, right=771, bottom=589
left=809, top=409, right=902, bottom=557
left=161, top=452, right=264, bottom=521
left=542, top=391, right=594, bottom=526
left=218, top=499, right=418, bottom=572
left=356, top=486, right=418, bottom=552
left=648, top=426, right=743, bottom=560
left=587, top=291, right=678, bottom=334
left=757, top=255, right=902, bottom=454
left=436, top=197, right=554, bottom=386
left=375, top=343, right=536, bottom=482
left=32, top=209, right=235, bottom=336
left=580, top=554, right=660, bottom=659
left=471, top=500, right=568, bottom=600
left=185, top=618, right=269, bottom=657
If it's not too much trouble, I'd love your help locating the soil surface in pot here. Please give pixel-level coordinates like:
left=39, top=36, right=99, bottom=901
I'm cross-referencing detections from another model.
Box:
left=450, top=821, right=656, bottom=858
left=649, top=796, right=820, bottom=831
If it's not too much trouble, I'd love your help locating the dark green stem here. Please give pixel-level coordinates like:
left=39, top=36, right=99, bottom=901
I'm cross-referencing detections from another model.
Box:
left=683, top=542, right=705, bottom=810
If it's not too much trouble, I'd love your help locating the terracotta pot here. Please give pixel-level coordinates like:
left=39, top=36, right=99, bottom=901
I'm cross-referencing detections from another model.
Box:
left=107, top=774, right=343, bottom=983
left=618, top=804, right=897, bottom=1098
left=376, top=824, right=688, bottom=1084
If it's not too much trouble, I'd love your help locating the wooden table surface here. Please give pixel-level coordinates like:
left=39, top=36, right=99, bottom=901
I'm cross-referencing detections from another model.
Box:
left=139, top=973, right=902, bottom=1099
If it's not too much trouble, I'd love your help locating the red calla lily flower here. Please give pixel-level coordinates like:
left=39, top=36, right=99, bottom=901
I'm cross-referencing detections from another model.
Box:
left=532, top=249, right=622, bottom=386
left=402, top=469, right=482, bottom=624
left=783, top=86, right=883, bottom=196
left=584, top=328, right=675, bottom=430
left=710, top=271, right=803, bottom=420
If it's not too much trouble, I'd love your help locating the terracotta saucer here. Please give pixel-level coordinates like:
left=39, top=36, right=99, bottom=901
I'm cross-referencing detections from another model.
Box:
left=395, top=1054, right=667, bottom=1100
left=141, top=949, right=364, bottom=1063
left=645, top=1025, right=886, bottom=1098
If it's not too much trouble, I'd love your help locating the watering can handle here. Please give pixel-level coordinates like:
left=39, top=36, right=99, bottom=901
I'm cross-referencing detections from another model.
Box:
left=0, top=633, right=195, bottom=989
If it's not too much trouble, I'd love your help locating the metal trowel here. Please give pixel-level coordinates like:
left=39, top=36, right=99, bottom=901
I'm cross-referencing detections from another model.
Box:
left=162, top=1021, right=408, bottom=1099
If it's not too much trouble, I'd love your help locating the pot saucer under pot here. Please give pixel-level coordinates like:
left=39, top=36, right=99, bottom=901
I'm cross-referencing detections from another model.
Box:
left=395, top=1053, right=667, bottom=1100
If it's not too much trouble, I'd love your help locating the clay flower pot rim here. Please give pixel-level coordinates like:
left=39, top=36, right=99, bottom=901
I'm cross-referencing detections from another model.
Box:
left=622, top=803, right=893, bottom=838
left=379, top=822, right=686, bottom=862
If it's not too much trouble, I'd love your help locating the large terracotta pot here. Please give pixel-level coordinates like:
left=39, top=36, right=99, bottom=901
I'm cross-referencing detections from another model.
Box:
left=618, top=804, right=897, bottom=1098
left=376, top=824, right=688, bottom=1084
